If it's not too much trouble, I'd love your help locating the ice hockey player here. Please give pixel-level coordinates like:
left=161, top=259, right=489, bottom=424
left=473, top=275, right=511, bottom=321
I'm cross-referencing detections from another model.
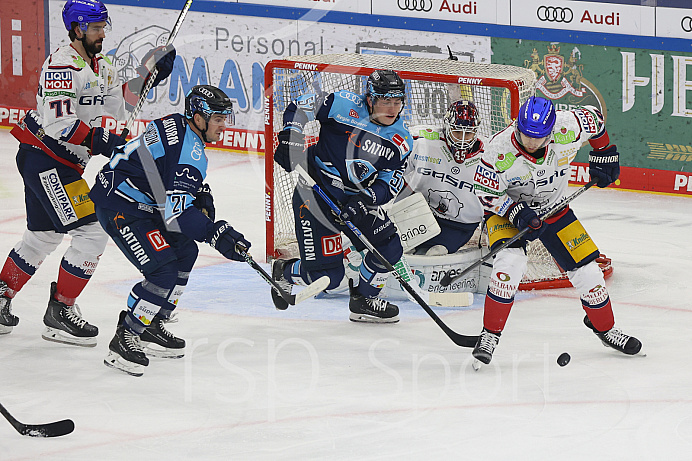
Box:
left=471, top=96, right=642, bottom=367
left=90, top=85, right=251, bottom=376
left=402, top=100, right=484, bottom=256
left=272, top=70, right=411, bottom=323
left=0, top=0, right=175, bottom=346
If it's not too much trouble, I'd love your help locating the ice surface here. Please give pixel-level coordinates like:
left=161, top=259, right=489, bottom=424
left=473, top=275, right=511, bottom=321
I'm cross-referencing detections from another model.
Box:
left=1, top=130, right=691, bottom=460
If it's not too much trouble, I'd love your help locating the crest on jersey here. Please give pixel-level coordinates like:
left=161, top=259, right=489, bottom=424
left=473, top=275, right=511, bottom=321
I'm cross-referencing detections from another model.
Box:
left=349, top=109, right=359, bottom=118
left=346, top=159, right=375, bottom=185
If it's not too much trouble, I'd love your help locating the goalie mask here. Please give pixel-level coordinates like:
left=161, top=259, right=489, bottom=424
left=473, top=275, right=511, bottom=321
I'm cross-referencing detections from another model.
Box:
left=365, top=69, right=406, bottom=124
left=185, top=85, right=235, bottom=143
left=443, top=100, right=480, bottom=163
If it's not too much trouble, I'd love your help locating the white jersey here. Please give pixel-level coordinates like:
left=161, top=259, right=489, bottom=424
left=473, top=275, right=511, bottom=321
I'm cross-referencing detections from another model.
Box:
left=13, top=43, right=125, bottom=169
left=404, top=124, right=484, bottom=225
left=474, top=106, right=606, bottom=217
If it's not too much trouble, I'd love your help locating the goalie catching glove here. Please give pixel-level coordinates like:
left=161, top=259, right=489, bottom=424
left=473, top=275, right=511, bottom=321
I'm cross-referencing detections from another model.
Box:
left=507, top=201, right=545, bottom=241
left=207, top=221, right=251, bottom=261
left=589, top=144, right=619, bottom=188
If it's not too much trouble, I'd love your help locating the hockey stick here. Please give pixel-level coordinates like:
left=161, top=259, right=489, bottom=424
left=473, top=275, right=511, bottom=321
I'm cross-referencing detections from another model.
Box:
left=121, top=0, right=193, bottom=138
left=295, top=165, right=478, bottom=348
left=237, top=246, right=329, bottom=305
left=0, top=402, right=74, bottom=438
left=440, top=178, right=599, bottom=288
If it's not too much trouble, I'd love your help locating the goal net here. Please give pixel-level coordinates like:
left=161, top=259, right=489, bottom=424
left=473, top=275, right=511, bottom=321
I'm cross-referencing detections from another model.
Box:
left=264, top=54, right=612, bottom=291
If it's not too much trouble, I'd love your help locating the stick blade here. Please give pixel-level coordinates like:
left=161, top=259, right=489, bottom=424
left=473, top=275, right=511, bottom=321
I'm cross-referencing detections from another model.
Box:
left=20, top=419, right=74, bottom=438
left=292, top=276, right=330, bottom=304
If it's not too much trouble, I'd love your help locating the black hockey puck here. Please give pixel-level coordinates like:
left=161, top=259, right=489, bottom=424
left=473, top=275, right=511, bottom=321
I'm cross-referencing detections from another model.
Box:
left=557, top=352, right=571, bottom=367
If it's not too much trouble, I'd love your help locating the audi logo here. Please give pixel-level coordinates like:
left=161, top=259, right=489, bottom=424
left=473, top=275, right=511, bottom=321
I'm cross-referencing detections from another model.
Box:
left=537, top=6, right=574, bottom=23
left=397, top=0, right=433, bottom=12
left=682, top=16, right=692, bottom=33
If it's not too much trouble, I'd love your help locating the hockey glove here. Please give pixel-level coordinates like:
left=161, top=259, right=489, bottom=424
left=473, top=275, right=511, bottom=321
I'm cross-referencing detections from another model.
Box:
left=340, top=195, right=371, bottom=227
left=274, top=129, right=305, bottom=173
left=137, top=44, right=176, bottom=88
left=589, top=144, right=620, bottom=188
left=192, top=183, right=215, bottom=221
left=207, top=220, right=251, bottom=262
left=82, top=127, right=127, bottom=157
left=282, top=93, right=317, bottom=132
left=507, top=201, right=545, bottom=241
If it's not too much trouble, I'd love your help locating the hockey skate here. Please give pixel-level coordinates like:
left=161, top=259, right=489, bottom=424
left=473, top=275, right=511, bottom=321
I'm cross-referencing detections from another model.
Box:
left=0, top=281, right=19, bottom=335
left=472, top=328, right=501, bottom=370
left=104, top=311, right=149, bottom=377
left=270, top=258, right=297, bottom=311
left=583, top=315, right=642, bottom=355
left=140, top=313, right=185, bottom=359
left=348, top=280, right=399, bottom=323
left=42, top=282, right=98, bottom=347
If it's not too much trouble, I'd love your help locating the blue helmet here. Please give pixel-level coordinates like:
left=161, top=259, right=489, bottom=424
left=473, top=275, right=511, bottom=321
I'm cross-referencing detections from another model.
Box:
left=62, top=0, right=110, bottom=32
left=185, top=85, right=235, bottom=123
left=516, top=96, right=555, bottom=138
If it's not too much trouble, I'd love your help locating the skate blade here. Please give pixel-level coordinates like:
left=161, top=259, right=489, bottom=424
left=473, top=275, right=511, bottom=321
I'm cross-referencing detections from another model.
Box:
left=104, top=351, right=145, bottom=377
left=348, top=313, right=400, bottom=324
left=471, top=359, right=483, bottom=371
left=142, top=343, right=185, bottom=359
left=0, top=324, right=13, bottom=335
left=42, top=327, right=97, bottom=347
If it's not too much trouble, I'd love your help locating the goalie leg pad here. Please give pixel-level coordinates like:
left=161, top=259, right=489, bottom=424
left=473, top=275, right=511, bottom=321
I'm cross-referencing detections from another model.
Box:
left=389, top=192, right=441, bottom=252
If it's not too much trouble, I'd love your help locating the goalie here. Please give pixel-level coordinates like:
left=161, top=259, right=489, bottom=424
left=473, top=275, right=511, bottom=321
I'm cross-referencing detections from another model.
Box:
left=397, top=100, right=485, bottom=256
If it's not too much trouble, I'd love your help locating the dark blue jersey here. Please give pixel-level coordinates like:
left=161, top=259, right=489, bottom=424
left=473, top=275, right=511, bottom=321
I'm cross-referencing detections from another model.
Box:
left=300, top=91, right=411, bottom=206
left=89, top=113, right=213, bottom=242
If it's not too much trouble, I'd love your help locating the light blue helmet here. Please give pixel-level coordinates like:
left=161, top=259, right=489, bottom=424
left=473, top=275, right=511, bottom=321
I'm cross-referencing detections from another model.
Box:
left=516, top=96, right=555, bottom=138
left=62, top=0, right=110, bottom=32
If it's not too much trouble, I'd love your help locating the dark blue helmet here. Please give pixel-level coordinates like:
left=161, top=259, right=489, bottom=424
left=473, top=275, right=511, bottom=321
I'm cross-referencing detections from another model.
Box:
left=185, top=85, right=235, bottom=124
left=62, top=0, right=110, bottom=32
left=366, top=69, right=406, bottom=102
left=516, top=96, right=555, bottom=138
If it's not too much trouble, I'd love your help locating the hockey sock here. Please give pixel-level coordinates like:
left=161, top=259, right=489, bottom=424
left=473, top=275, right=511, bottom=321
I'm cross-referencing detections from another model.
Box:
left=356, top=255, right=388, bottom=298
left=0, top=251, right=37, bottom=298
left=482, top=293, right=514, bottom=334
left=159, top=272, right=190, bottom=319
left=568, top=261, right=614, bottom=332
left=124, top=281, right=171, bottom=334
left=55, top=252, right=100, bottom=305
left=581, top=287, right=615, bottom=332
left=284, top=259, right=307, bottom=286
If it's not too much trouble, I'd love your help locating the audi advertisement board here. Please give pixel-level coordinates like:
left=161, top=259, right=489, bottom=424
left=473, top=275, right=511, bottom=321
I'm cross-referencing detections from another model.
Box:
left=372, top=0, right=511, bottom=25
left=656, top=7, right=692, bottom=39
left=511, top=0, right=655, bottom=36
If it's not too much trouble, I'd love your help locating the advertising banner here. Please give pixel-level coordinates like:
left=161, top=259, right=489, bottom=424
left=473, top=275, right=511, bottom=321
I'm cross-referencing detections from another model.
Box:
left=372, top=0, right=510, bottom=25
left=0, top=0, right=48, bottom=108
left=492, top=36, right=692, bottom=194
left=42, top=1, right=490, bottom=135
left=510, top=0, right=655, bottom=36
left=656, top=7, right=692, bottom=40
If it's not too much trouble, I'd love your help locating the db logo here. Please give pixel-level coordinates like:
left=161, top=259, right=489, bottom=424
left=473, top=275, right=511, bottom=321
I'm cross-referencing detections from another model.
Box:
left=147, top=230, right=170, bottom=251
left=321, top=234, right=342, bottom=257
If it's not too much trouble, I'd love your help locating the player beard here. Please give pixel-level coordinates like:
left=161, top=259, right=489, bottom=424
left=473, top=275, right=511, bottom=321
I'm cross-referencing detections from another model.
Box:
left=83, top=37, right=103, bottom=57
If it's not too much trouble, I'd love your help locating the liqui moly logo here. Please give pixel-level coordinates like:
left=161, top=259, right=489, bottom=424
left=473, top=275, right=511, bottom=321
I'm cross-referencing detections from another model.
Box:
left=44, top=71, right=73, bottom=90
